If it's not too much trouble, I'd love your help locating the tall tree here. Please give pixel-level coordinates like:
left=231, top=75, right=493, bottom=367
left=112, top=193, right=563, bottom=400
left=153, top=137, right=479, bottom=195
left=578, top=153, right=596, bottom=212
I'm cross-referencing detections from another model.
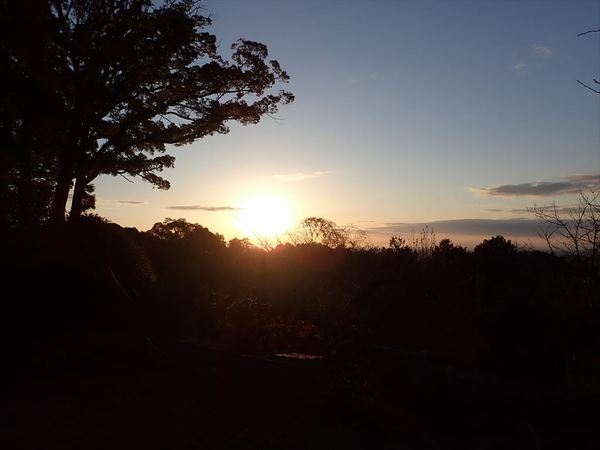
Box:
left=1, top=0, right=294, bottom=225
left=0, top=0, right=67, bottom=229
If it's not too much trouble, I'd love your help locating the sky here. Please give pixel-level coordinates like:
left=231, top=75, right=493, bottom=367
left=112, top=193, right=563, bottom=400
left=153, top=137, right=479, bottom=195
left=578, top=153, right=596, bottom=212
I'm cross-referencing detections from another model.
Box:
left=94, top=0, right=600, bottom=247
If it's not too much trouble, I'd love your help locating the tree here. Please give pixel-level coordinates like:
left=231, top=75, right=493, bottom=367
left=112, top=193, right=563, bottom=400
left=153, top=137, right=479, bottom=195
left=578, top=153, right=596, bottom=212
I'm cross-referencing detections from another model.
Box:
left=0, top=0, right=67, bottom=229
left=388, top=226, right=437, bottom=260
left=526, top=31, right=600, bottom=263
left=1, top=0, right=293, bottom=225
left=473, top=235, right=517, bottom=259
left=432, top=238, right=467, bottom=258
left=228, top=237, right=255, bottom=252
left=148, top=217, right=225, bottom=249
left=289, top=217, right=366, bottom=249
left=529, top=190, right=600, bottom=265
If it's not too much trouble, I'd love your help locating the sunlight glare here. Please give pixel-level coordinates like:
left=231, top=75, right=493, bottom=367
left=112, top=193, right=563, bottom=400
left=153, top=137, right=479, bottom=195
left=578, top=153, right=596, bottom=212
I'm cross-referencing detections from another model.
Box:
left=234, top=195, right=294, bottom=240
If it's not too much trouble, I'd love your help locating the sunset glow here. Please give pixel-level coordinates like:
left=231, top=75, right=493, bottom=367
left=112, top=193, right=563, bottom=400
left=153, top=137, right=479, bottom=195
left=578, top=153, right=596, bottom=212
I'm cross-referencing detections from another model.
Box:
left=5, top=1, right=600, bottom=446
left=89, top=0, right=598, bottom=248
left=234, top=195, right=294, bottom=240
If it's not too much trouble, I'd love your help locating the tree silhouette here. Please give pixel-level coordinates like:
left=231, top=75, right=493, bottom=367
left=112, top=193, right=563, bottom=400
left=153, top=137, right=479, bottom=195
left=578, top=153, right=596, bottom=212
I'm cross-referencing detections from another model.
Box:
left=148, top=217, right=225, bottom=247
left=529, top=190, right=600, bottom=264
left=0, top=0, right=67, bottom=229
left=290, top=217, right=366, bottom=249
left=473, top=235, right=516, bottom=258
left=1, top=0, right=293, bottom=225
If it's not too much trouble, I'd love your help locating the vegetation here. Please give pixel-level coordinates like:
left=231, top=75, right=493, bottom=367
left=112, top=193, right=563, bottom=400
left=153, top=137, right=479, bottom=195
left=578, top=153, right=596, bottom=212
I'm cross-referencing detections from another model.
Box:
left=3, top=215, right=600, bottom=448
left=0, top=0, right=293, bottom=227
left=2, top=3, right=599, bottom=449
left=529, top=189, right=600, bottom=265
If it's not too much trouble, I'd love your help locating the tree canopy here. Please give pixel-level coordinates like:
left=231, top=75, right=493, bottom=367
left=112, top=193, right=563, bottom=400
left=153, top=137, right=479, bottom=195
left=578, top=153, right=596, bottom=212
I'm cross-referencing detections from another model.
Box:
left=289, top=217, right=366, bottom=250
left=0, top=0, right=293, bottom=228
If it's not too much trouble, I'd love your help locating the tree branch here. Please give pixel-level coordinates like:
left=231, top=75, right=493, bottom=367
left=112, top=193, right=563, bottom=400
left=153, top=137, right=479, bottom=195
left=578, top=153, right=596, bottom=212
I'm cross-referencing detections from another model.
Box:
left=119, top=174, right=134, bottom=183
left=576, top=80, right=600, bottom=94
left=577, top=29, right=600, bottom=37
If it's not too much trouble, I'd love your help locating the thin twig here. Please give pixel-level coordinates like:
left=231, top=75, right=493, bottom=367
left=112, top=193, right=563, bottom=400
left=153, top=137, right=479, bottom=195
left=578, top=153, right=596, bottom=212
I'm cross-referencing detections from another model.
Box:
left=119, top=174, right=134, bottom=183
left=577, top=29, right=600, bottom=37
left=576, top=80, right=600, bottom=94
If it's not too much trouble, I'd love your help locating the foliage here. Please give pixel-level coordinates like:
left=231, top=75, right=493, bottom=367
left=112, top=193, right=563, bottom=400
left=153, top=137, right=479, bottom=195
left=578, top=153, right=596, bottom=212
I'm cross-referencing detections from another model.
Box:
left=410, top=225, right=436, bottom=260
left=0, top=0, right=294, bottom=227
left=4, top=211, right=600, bottom=447
left=228, top=237, right=255, bottom=251
left=149, top=217, right=224, bottom=244
left=433, top=238, right=467, bottom=258
left=289, top=217, right=367, bottom=249
left=389, top=226, right=438, bottom=260
left=473, top=235, right=517, bottom=258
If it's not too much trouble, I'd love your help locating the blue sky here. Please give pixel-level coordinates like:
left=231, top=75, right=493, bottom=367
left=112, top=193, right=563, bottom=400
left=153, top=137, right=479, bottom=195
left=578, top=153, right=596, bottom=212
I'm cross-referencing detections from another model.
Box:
left=95, top=0, right=600, bottom=246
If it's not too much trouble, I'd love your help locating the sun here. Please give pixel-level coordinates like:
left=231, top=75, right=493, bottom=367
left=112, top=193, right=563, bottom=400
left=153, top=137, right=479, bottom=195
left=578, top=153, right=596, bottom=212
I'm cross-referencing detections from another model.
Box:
left=234, top=195, right=294, bottom=239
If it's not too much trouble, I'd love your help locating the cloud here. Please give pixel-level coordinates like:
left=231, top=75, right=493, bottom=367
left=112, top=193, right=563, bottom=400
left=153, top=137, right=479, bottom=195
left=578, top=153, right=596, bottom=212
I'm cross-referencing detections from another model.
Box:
left=165, top=205, right=241, bottom=211
left=513, top=63, right=528, bottom=76
left=532, top=44, right=553, bottom=58
left=471, top=174, right=600, bottom=197
left=115, top=200, right=145, bottom=205
left=484, top=204, right=577, bottom=214
left=564, top=174, right=600, bottom=183
left=471, top=182, right=575, bottom=197
left=366, top=218, right=545, bottom=238
left=272, top=170, right=332, bottom=182
left=484, top=208, right=524, bottom=213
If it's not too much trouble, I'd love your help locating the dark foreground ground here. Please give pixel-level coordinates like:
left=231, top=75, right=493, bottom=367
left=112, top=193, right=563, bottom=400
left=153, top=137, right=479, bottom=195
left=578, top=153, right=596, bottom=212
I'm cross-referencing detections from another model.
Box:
left=2, top=334, right=599, bottom=450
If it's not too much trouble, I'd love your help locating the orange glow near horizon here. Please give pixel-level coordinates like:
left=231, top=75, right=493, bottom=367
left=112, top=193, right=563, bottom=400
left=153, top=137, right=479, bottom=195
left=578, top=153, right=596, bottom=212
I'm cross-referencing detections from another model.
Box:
left=233, top=194, right=295, bottom=241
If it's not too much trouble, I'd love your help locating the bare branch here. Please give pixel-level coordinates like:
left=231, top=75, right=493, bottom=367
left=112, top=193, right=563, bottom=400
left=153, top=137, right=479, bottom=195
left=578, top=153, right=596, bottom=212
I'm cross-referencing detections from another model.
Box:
left=577, top=80, right=600, bottom=94
left=577, top=29, right=600, bottom=37
left=529, top=189, right=600, bottom=264
left=119, top=174, right=134, bottom=183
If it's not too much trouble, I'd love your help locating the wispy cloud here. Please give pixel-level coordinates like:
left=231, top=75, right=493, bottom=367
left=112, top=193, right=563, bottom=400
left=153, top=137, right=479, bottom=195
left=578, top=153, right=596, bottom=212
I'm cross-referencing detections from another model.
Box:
left=272, top=170, right=332, bottom=182
left=472, top=182, right=576, bottom=197
left=115, top=200, right=145, bottom=205
left=512, top=63, right=528, bottom=76
left=532, top=44, right=553, bottom=58
left=564, top=174, right=600, bottom=183
left=484, top=205, right=577, bottom=214
left=165, top=205, right=241, bottom=211
left=484, top=207, right=525, bottom=213
left=471, top=174, right=600, bottom=197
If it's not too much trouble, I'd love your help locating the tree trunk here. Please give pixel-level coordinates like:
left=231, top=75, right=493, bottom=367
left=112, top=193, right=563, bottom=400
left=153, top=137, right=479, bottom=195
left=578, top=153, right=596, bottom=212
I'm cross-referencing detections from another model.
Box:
left=69, top=176, right=87, bottom=221
left=50, top=155, right=74, bottom=224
